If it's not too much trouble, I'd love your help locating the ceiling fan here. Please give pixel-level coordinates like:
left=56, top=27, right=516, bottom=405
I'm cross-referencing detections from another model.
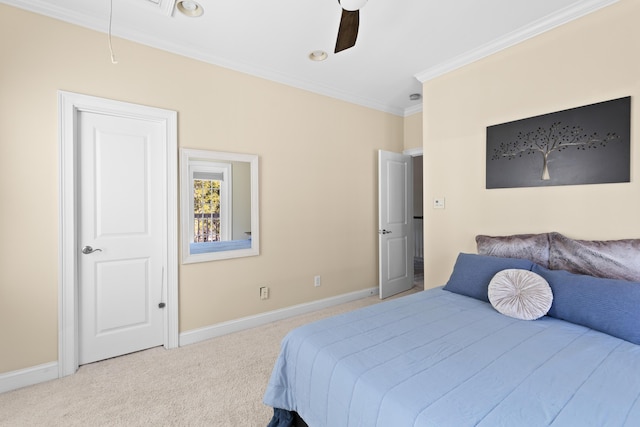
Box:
left=335, top=0, right=368, bottom=53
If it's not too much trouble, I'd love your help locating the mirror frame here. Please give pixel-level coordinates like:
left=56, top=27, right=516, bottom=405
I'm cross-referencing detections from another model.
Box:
left=180, top=148, right=259, bottom=263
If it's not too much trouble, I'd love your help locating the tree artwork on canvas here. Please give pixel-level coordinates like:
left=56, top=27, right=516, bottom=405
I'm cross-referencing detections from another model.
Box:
left=486, top=97, right=630, bottom=189
left=491, top=122, right=620, bottom=181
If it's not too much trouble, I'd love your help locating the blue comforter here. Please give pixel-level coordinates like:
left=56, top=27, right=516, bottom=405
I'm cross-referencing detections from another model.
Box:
left=189, top=239, right=251, bottom=254
left=263, top=288, right=640, bottom=426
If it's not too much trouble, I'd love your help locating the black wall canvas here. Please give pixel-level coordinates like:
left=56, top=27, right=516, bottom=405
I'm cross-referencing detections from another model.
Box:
left=486, top=97, right=630, bottom=189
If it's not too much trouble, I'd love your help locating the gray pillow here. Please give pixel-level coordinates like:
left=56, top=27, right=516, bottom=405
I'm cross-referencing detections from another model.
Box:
left=488, top=269, right=553, bottom=321
left=476, top=233, right=550, bottom=268
left=549, top=232, right=640, bottom=282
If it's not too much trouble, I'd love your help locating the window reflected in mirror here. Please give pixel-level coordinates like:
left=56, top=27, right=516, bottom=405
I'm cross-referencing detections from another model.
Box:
left=180, top=149, right=259, bottom=263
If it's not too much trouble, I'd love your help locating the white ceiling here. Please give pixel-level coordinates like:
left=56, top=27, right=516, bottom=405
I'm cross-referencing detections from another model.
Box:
left=2, top=0, right=619, bottom=116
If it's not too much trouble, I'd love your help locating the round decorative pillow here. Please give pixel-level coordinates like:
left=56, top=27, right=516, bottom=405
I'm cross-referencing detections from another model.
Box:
left=488, top=269, right=553, bottom=320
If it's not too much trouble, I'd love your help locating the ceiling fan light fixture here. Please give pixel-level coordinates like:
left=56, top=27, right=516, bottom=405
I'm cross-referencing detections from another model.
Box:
left=309, top=50, right=328, bottom=62
left=339, top=0, right=368, bottom=12
left=177, top=0, right=204, bottom=17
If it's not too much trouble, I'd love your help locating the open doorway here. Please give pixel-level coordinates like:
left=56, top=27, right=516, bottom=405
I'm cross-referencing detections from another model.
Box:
left=412, top=155, right=424, bottom=288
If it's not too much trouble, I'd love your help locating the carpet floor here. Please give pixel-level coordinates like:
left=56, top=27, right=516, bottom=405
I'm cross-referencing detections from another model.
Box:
left=0, top=287, right=419, bottom=427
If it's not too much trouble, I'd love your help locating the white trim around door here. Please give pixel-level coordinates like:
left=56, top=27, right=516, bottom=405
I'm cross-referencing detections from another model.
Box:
left=403, top=147, right=423, bottom=157
left=58, top=91, right=179, bottom=378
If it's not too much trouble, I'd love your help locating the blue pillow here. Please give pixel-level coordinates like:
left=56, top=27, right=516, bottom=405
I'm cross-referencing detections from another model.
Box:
left=443, top=253, right=535, bottom=302
left=532, top=264, right=640, bottom=345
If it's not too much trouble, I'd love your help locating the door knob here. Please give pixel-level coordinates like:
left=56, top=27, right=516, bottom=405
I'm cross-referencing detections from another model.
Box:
left=81, top=246, right=103, bottom=254
left=379, top=229, right=392, bottom=235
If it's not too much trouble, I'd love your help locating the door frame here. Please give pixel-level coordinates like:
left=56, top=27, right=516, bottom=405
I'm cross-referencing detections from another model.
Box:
left=58, top=91, right=179, bottom=377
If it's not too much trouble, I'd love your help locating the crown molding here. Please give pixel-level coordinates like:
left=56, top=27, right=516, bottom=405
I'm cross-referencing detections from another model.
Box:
left=403, top=104, right=423, bottom=117
left=0, top=0, right=407, bottom=116
left=415, top=0, right=620, bottom=83
left=143, top=39, right=407, bottom=116
left=3, top=0, right=618, bottom=117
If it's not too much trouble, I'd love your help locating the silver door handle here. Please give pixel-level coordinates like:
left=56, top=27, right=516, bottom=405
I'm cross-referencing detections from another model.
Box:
left=81, top=246, right=102, bottom=254
left=379, top=229, right=392, bottom=235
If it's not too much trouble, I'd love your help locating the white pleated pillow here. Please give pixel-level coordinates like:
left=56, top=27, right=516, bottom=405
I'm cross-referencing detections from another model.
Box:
left=488, top=269, right=553, bottom=320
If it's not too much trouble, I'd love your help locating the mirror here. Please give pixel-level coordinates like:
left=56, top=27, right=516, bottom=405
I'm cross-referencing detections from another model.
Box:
left=180, top=149, right=259, bottom=263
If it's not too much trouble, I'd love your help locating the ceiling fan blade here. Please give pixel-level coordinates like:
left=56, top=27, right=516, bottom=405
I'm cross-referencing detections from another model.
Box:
left=335, top=9, right=359, bottom=53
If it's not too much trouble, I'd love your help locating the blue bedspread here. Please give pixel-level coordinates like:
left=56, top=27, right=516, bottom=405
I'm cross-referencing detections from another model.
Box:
left=189, top=239, right=251, bottom=254
left=263, top=288, right=640, bottom=426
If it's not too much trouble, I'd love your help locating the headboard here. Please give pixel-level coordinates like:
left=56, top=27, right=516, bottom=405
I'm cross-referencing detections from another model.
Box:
left=476, top=232, right=640, bottom=282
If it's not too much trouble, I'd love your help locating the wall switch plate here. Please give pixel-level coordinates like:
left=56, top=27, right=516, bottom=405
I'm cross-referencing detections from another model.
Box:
left=260, top=286, right=269, bottom=300
left=314, top=275, right=321, bottom=287
left=433, top=198, right=445, bottom=209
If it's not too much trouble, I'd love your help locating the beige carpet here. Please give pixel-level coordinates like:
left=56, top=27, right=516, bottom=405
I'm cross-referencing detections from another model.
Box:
left=0, top=287, right=419, bottom=427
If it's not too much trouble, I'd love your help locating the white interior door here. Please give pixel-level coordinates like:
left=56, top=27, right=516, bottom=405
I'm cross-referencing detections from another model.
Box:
left=378, top=150, right=414, bottom=299
left=78, top=111, right=166, bottom=365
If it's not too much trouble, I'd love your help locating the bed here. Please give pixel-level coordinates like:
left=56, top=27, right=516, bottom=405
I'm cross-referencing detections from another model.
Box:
left=263, top=232, right=640, bottom=427
left=189, top=238, right=251, bottom=254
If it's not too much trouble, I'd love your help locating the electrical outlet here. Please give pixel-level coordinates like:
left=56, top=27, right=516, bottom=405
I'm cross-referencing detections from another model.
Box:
left=260, top=286, right=269, bottom=300
left=314, top=275, right=321, bottom=287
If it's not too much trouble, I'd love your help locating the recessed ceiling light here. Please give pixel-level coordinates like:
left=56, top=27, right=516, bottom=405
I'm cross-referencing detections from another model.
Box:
left=309, top=50, right=328, bottom=62
left=409, top=93, right=422, bottom=101
left=177, top=0, right=204, bottom=17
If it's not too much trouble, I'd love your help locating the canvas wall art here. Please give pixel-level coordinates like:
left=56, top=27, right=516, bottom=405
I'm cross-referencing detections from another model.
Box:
left=486, top=96, right=630, bottom=189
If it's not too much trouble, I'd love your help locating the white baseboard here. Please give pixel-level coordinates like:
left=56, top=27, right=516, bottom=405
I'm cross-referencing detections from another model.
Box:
left=0, top=362, right=58, bottom=394
left=0, top=288, right=378, bottom=393
left=180, top=286, right=378, bottom=346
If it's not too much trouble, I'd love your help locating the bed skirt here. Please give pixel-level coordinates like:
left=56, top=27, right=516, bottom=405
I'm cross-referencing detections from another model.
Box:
left=267, top=408, right=308, bottom=427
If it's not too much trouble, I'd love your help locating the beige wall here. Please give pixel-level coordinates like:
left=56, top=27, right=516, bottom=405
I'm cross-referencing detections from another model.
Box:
left=230, top=161, right=251, bottom=241
left=404, top=112, right=424, bottom=217
left=422, top=0, right=640, bottom=287
left=0, top=5, right=404, bottom=374
left=403, top=112, right=423, bottom=151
